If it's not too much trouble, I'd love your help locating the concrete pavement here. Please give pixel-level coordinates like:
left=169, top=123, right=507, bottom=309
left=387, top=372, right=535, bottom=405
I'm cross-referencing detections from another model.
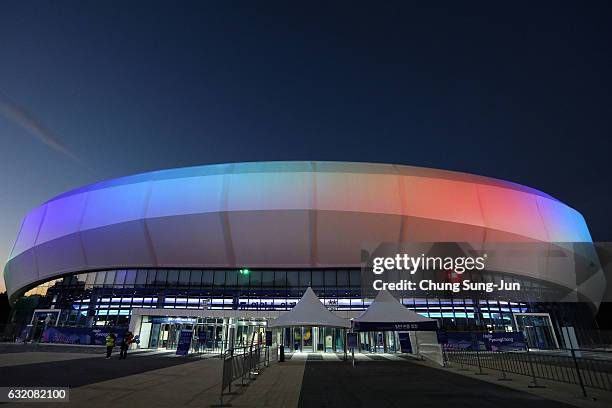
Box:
left=3, top=348, right=610, bottom=407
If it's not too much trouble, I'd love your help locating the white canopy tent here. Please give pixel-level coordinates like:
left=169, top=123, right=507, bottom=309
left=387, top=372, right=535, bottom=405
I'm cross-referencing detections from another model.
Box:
left=353, top=290, right=437, bottom=329
left=353, top=290, right=443, bottom=365
left=268, top=287, right=351, bottom=328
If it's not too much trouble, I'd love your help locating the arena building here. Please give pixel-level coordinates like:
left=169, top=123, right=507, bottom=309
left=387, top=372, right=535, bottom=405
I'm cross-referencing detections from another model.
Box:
left=2, top=161, right=596, bottom=351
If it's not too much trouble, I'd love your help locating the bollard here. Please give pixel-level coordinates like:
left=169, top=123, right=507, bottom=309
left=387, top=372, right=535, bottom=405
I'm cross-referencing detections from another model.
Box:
left=279, top=345, right=285, bottom=362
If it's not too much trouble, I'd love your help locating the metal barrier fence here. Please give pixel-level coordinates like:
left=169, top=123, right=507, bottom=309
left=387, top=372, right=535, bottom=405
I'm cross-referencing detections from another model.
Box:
left=442, top=346, right=612, bottom=396
left=218, top=345, right=276, bottom=406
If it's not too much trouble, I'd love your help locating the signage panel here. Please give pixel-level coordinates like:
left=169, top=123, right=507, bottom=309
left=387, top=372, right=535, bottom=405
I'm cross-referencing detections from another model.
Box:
left=398, top=332, right=412, bottom=353
left=176, top=330, right=193, bottom=356
left=353, top=321, right=438, bottom=332
left=347, top=332, right=358, bottom=349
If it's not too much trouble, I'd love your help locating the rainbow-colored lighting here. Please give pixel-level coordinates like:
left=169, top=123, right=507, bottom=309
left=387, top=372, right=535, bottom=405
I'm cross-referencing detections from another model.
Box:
left=3, top=161, right=592, bottom=300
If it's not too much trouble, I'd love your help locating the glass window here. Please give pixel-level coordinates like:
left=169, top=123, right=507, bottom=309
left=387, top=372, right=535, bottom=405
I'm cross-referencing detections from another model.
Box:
left=237, top=269, right=249, bottom=287
left=249, top=270, right=262, bottom=288
left=167, top=270, right=179, bottom=286
left=135, top=270, right=147, bottom=287
left=311, top=271, right=324, bottom=287
left=104, top=271, right=116, bottom=286
left=349, top=270, right=361, bottom=287
left=146, top=270, right=157, bottom=285
left=286, top=271, right=299, bottom=288
left=262, top=271, right=274, bottom=288
left=114, top=270, right=127, bottom=286
left=337, top=270, right=349, bottom=287
left=85, top=272, right=96, bottom=286
left=225, top=270, right=238, bottom=288
left=214, top=270, right=226, bottom=286
left=190, top=270, right=202, bottom=287
left=274, top=271, right=286, bottom=288
left=94, top=272, right=106, bottom=286
left=124, top=270, right=137, bottom=286
left=179, top=270, right=190, bottom=287
left=202, top=270, right=214, bottom=287
left=299, top=270, right=311, bottom=287
left=155, top=270, right=167, bottom=286
left=324, top=270, right=336, bottom=287
left=75, top=274, right=87, bottom=286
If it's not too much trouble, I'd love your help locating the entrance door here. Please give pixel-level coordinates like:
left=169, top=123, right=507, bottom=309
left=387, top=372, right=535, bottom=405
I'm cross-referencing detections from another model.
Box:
left=30, top=310, right=60, bottom=342
left=514, top=313, right=559, bottom=349
left=302, top=327, right=313, bottom=352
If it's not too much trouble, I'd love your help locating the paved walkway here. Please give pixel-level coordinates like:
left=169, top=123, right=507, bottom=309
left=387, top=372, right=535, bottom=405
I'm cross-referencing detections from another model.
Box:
left=0, top=351, right=99, bottom=367
left=298, top=359, right=576, bottom=408
left=3, top=357, right=222, bottom=408
left=229, top=360, right=306, bottom=407
left=285, top=352, right=417, bottom=362
left=0, top=350, right=201, bottom=388
left=2, top=349, right=610, bottom=407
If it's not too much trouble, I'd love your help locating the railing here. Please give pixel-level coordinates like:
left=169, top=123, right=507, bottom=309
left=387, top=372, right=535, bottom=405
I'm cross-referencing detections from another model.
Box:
left=442, top=346, right=612, bottom=396
left=218, top=345, right=276, bottom=406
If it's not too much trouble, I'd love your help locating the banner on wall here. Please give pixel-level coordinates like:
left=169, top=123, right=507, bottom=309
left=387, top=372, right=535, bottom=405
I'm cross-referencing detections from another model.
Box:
left=441, top=332, right=526, bottom=351
left=353, top=321, right=438, bottom=332
left=41, top=327, right=127, bottom=345
left=481, top=332, right=526, bottom=351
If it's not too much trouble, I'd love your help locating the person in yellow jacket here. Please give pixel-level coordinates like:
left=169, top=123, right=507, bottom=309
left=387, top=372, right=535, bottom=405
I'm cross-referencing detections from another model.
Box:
left=105, top=333, right=116, bottom=359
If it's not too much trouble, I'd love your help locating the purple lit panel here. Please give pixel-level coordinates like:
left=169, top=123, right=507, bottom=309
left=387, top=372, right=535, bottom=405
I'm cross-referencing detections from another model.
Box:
left=81, top=182, right=149, bottom=230
left=146, top=175, right=224, bottom=218
left=4, top=161, right=594, bottom=300
left=37, top=192, right=87, bottom=245
left=10, top=204, right=47, bottom=259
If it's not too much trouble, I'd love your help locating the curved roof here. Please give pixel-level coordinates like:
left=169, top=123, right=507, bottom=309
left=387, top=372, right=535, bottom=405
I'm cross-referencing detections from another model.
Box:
left=3, top=161, right=592, bottom=300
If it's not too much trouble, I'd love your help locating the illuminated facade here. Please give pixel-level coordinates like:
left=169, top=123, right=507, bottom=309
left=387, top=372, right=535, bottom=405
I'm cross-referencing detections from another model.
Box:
left=3, top=161, right=594, bottom=350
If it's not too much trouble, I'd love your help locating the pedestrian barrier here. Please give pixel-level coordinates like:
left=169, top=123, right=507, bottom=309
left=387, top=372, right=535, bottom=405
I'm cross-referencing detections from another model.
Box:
left=217, top=345, right=277, bottom=406
left=442, top=346, right=612, bottom=396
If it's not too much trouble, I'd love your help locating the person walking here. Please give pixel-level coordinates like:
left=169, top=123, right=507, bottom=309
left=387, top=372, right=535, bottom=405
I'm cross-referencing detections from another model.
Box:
left=119, top=331, right=134, bottom=360
left=105, top=333, right=116, bottom=359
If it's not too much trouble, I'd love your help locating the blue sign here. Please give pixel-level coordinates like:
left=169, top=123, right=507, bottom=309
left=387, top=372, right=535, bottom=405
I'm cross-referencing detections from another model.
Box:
left=176, top=329, right=193, bottom=356
left=347, top=332, right=358, bottom=349
left=443, top=332, right=478, bottom=350
left=398, top=332, right=412, bottom=353
left=442, top=332, right=526, bottom=351
left=151, top=317, right=196, bottom=324
left=482, top=332, right=526, bottom=351
left=41, top=327, right=127, bottom=345
left=353, top=321, right=438, bottom=332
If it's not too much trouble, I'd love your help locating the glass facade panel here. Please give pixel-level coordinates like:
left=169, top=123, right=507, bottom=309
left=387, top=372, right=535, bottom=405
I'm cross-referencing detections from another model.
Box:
left=190, top=270, right=202, bottom=287
left=178, top=270, right=190, bottom=287
left=15, top=267, right=536, bottom=334
left=167, top=270, right=179, bottom=286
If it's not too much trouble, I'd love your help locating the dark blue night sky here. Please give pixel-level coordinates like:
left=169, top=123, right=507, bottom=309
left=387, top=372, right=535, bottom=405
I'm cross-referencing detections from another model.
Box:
left=1, top=1, right=611, bottom=290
